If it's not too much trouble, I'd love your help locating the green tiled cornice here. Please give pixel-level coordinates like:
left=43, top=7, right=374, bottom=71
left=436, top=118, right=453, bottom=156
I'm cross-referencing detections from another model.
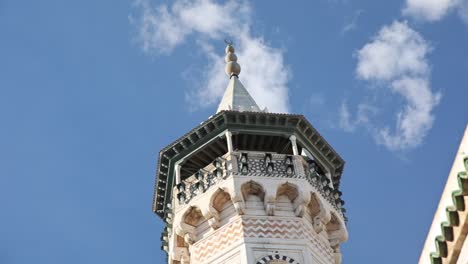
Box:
left=430, top=157, right=468, bottom=264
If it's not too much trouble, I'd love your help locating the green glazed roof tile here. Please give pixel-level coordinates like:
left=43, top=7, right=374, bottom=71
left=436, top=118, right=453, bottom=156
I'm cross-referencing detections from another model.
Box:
left=428, top=156, right=468, bottom=263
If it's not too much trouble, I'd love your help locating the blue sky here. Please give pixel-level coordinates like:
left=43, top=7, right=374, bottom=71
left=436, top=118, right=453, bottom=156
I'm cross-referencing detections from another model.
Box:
left=1, top=0, right=468, bottom=263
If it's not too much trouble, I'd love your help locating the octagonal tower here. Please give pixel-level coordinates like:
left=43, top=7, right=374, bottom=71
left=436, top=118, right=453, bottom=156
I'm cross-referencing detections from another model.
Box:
left=153, top=44, right=348, bottom=264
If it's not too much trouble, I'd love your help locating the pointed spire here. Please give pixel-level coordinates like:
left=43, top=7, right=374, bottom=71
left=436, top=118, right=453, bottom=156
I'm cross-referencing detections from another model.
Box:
left=216, top=43, right=261, bottom=113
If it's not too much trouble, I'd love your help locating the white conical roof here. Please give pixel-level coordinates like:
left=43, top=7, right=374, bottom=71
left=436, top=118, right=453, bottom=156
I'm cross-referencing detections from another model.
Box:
left=216, top=76, right=261, bottom=113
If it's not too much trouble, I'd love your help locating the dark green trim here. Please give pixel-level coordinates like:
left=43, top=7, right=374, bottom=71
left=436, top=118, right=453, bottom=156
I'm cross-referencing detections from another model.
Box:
left=430, top=157, right=468, bottom=264
left=153, top=110, right=346, bottom=220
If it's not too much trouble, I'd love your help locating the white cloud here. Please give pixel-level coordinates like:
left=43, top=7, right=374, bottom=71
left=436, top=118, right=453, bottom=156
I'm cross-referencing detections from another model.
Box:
left=403, top=0, right=468, bottom=25
left=403, top=0, right=456, bottom=21
left=356, top=21, right=429, bottom=81
left=339, top=103, right=354, bottom=132
left=339, top=102, right=377, bottom=132
left=133, top=0, right=249, bottom=53
left=131, top=0, right=290, bottom=113
left=378, top=78, right=441, bottom=150
left=350, top=21, right=441, bottom=151
left=342, top=10, right=364, bottom=34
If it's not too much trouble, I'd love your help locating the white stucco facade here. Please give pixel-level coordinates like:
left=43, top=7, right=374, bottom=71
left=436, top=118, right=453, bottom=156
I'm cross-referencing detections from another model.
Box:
left=168, top=152, right=347, bottom=264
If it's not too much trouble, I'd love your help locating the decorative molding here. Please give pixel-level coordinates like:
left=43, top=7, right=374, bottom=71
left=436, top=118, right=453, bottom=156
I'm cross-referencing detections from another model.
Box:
left=235, top=152, right=297, bottom=178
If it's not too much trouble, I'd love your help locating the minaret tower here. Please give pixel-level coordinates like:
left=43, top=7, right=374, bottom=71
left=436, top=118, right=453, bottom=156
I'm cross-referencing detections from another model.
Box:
left=153, top=44, right=348, bottom=264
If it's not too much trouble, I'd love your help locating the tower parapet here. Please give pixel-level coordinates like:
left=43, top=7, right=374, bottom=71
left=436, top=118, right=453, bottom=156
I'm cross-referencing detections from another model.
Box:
left=153, top=44, right=348, bottom=264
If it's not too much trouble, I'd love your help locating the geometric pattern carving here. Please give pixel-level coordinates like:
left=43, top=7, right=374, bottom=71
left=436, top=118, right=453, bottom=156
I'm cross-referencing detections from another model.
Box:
left=191, top=218, right=243, bottom=263
left=179, top=157, right=229, bottom=204
left=242, top=217, right=334, bottom=263
left=238, top=153, right=295, bottom=177
left=255, top=254, right=299, bottom=264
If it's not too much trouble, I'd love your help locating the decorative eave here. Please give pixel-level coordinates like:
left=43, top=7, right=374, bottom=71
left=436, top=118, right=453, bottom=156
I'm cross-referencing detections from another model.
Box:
left=152, top=110, right=346, bottom=219
left=429, top=156, right=468, bottom=264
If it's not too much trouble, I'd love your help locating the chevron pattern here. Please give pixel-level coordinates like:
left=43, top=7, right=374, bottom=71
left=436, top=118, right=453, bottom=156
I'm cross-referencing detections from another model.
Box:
left=242, top=217, right=334, bottom=263
left=191, top=217, right=243, bottom=263
left=189, top=216, right=335, bottom=263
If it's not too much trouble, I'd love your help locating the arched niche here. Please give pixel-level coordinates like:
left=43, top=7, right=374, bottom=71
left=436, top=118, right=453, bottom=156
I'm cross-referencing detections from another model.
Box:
left=182, top=206, right=209, bottom=242
left=241, top=180, right=266, bottom=215
left=275, top=182, right=299, bottom=216
left=210, top=188, right=235, bottom=225
left=183, top=206, right=203, bottom=226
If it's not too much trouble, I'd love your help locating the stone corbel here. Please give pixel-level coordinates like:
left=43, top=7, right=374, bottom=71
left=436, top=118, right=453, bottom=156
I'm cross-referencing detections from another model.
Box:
left=180, top=257, right=190, bottom=264
left=328, top=227, right=348, bottom=244
left=207, top=217, right=219, bottom=230
left=293, top=190, right=310, bottom=217
left=312, top=215, right=325, bottom=234
left=328, top=228, right=347, bottom=263
left=294, top=203, right=306, bottom=217
left=226, top=185, right=245, bottom=215
left=264, top=195, right=276, bottom=216
left=202, top=205, right=220, bottom=230
left=184, top=233, right=195, bottom=245
left=175, top=222, right=197, bottom=245
left=329, top=238, right=340, bottom=248
left=232, top=196, right=245, bottom=215
left=331, top=245, right=342, bottom=264
left=171, top=247, right=190, bottom=264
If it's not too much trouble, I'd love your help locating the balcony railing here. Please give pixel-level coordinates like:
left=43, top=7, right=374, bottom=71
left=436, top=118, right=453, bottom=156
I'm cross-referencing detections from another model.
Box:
left=175, top=151, right=346, bottom=219
left=176, top=154, right=229, bottom=205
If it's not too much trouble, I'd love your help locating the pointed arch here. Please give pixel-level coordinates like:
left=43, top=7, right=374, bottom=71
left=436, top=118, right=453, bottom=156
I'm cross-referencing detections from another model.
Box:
left=276, top=182, right=299, bottom=202
left=241, top=180, right=266, bottom=215
left=183, top=206, right=203, bottom=227
left=241, top=180, right=265, bottom=201
left=210, top=188, right=232, bottom=212
left=210, top=188, right=236, bottom=225
left=276, top=182, right=299, bottom=216
left=181, top=206, right=210, bottom=243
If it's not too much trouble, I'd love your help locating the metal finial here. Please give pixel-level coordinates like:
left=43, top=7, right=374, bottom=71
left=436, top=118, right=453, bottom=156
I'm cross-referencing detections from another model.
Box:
left=224, top=39, right=233, bottom=46
left=224, top=40, right=240, bottom=77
